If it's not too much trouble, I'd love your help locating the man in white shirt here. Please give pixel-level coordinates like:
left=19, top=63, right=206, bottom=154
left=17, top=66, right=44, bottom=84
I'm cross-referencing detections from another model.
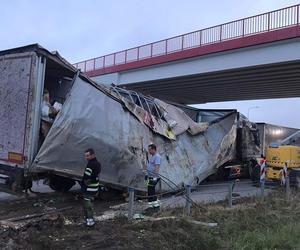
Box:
left=144, top=143, right=161, bottom=208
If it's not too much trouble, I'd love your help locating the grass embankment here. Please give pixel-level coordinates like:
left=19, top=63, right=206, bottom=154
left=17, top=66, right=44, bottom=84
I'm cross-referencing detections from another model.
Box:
left=127, top=191, right=300, bottom=250
left=1, top=190, right=299, bottom=250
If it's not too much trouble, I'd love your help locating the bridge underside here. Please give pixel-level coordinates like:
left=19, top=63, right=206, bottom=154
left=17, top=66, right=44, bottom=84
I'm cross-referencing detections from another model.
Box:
left=121, top=60, right=300, bottom=104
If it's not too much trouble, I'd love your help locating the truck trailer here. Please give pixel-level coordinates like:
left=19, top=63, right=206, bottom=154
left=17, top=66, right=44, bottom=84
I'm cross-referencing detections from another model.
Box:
left=0, top=44, right=294, bottom=193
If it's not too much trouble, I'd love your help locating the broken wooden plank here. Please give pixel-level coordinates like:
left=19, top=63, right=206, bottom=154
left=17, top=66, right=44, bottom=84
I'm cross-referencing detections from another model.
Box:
left=5, top=206, right=73, bottom=222
left=186, top=219, right=218, bottom=227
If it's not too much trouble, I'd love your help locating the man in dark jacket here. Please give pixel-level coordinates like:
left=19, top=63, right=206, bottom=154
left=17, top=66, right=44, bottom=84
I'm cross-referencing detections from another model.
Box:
left=82, top=148, right=101, bottom=227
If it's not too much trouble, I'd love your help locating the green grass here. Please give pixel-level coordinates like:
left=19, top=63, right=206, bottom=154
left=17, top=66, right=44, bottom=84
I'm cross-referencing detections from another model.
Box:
left=233, top=223, right=300, bottom=250
left=126, top=190, right=300, bottom=250
left=1, top=190, right=299, bottom=250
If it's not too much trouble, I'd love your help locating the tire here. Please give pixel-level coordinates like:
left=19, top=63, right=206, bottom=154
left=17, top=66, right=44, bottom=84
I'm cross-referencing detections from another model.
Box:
left=208, top=167, right=229, bottom=181
left=6, top=174, right=32, bottom=191
left=289, top=169, right=300, bottom=188
left=249, top=162, right=260, bottom=181
left=248, top=161, right=254, bottom=179
left=49, top=175, right=75, bottom=192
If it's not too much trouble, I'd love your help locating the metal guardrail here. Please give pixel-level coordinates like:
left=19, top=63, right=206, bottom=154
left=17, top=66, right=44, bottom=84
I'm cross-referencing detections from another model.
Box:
left=74, top=4, right=300, bottom=73
left=127, top=178, right=293, bottom=219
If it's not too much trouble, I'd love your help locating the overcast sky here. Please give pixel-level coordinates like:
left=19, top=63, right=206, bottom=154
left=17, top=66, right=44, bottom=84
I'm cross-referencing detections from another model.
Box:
left=1, top=0, right=300, bottom=128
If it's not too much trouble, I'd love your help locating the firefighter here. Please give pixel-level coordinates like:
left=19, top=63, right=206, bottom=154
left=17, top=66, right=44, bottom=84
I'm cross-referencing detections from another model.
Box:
left=144, top=143, right=161, bottom=208
left=82, top=148, right=101, bottom=227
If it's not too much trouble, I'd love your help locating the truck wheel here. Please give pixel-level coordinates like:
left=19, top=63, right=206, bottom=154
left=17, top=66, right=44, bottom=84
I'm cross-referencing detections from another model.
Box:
left=289, top=169, right=300, bottom=188
left=49, top=175, right=75, bottom=192
left=6, top=174, right=33, bottom=192
left=249, top=162, right=260, bottom=181
left=247, top=161, right=255, bottom=179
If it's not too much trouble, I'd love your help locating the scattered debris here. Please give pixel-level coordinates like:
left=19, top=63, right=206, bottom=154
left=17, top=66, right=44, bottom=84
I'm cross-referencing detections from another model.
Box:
left=133, top=213, right=145, bottom=220
left=185, top=219, right=218, bottom=227
left=63, top=218, right=73, bottom=225
left=95, top=211, right=121, bottom=221
left=142, top=216, right=177, bottom=221
left=0, top=206, right=73, bottom=230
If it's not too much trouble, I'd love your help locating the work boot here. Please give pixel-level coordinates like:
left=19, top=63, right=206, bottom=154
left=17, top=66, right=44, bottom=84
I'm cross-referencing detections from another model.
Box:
left=152, top=200, right=160, bottom=208
left=86, top=218, right=95, bottom=227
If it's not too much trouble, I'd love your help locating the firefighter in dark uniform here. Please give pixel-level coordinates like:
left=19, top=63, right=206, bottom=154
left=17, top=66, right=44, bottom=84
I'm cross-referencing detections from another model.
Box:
left=82, top=148, right=101, bottom=227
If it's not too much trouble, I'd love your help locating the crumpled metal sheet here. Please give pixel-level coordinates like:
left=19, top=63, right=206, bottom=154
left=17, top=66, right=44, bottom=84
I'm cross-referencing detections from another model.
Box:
left=106, top=90, right=208, bottom=139
left=106, top=88, right=176, bottom=140
left=31, top=76, right=238, bottom=191
left=154, top=99, right=209, bottom=136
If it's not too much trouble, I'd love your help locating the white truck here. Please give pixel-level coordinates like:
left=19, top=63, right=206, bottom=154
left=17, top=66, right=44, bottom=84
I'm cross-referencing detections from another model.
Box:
left=0, top=44, right=77, bottom=191
left=1, top=44, right=287, bottom=193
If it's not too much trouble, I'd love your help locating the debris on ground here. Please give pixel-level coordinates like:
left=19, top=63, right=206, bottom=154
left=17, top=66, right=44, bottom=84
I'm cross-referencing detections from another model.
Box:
left=0, top=189, right=299, bottom=250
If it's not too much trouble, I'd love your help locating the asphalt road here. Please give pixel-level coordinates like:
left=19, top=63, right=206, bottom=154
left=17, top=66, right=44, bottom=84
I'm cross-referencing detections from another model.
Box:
left=0, top=179, right=266, bottom=206
left=0, top=180, right=81, bottom=202
left=161, top=180, right=265, bottom=208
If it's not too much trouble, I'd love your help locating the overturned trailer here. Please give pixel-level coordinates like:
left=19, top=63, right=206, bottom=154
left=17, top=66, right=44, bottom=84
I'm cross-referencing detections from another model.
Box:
left=31, top=75, right=240, bottom=191
left=0, top=44, right=258, bottom=192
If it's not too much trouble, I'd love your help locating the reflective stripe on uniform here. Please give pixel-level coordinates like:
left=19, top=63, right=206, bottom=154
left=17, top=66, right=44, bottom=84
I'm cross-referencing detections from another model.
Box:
left=84, top=197, right=91, bottom=201
left=84, top=171, right=92, bottom=176
left=85, top=168, right=92, bottom=173
left=86, top=187, right=99, bottom=192
left=147, top=179, right=156, bottom=186
left=88, top=182, right=100, bottom=187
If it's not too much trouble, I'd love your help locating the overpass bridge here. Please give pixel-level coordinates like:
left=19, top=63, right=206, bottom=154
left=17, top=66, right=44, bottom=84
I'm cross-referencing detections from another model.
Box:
left=74, top=4, right=300, bottom=104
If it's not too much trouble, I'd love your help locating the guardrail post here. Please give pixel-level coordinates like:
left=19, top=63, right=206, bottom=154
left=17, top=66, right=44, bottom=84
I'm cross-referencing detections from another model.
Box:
left=297, top=5, right=299, bottom=25
left=242, top=19, right=245, bottom=37
left=267, top=12, right=270, bottom=31
left=150, top=44, right=153, bottom=57
left=228, top=182, right=233, bottom=208
left=137, top=47, right=140, bottom=61
left=285, top=176, right=290, bottom=201
left=185, top=185, right=191, bottom=216
left=260, top=179, right=265, bottom=201
left=128, top=187, right=135, bottom=220
left=199, top=30, right=202, bottom=46
left=165, top=40, right=168, bottom=54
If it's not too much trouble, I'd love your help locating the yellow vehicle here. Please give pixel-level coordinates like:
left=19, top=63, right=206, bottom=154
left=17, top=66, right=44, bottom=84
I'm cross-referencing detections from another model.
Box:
left=266, top=145, right=300, bottom=179
left=266, top=132, right=300, bottom=186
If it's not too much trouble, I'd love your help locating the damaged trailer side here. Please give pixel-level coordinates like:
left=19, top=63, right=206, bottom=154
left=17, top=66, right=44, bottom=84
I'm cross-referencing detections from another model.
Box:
left=31, top=75, right=238, bottom=192
left=0, top=44, right=82, bottom=191
left=0, top=44, right=259, bottom=193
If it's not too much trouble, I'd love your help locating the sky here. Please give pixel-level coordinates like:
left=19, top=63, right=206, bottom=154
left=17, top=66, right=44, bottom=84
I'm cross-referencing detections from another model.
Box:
left=1, top=0, right=300, bottom=128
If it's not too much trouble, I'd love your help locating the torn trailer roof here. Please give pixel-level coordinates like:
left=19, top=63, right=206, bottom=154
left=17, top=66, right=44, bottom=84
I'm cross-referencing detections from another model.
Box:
left=0, top=44, right=245, bottom=192
left=30, top=74, right=238, bottom=191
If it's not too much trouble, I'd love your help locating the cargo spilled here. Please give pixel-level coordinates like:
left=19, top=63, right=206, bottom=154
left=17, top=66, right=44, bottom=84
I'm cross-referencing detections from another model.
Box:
left=0, top=44, right=299, bottom=193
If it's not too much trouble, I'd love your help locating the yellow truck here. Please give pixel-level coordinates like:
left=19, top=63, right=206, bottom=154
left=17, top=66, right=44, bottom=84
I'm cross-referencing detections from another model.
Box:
left=265, top=131, right=300, bottom=187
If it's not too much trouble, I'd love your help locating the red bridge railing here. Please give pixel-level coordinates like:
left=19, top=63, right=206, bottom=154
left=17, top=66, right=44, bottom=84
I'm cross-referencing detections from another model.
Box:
left=74, top=4, right=300, bottom=73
